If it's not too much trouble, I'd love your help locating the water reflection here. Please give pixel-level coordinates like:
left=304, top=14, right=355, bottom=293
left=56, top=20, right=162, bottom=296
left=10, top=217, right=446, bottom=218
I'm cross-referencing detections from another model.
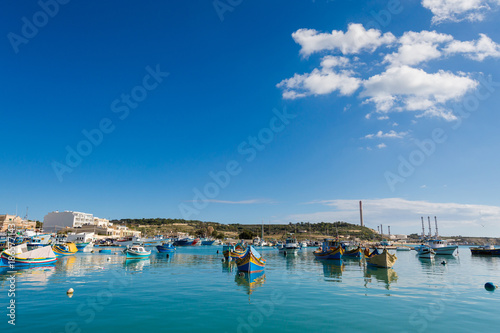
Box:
left=321, top=261, right=345, bottom=282
left=234, top=271, right=266, bottom=296
left=364, top=266, right=398, bottom=290
left=124, top=259, right=150, bottom=272
left=0, top=265, right=56, bottom=287
left=222, top=260, right=236, bottom=274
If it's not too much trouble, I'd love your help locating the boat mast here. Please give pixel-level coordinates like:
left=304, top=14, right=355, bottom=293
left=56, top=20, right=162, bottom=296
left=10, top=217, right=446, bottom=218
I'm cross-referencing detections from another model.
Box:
left=434, top=216, right=439, bottom=239
left=427, top=216, right=432, bottom=239
left=388, top=226, right=391, bottom=239
left=261, top=219, right=264, bottom=241
left=421, top=217, right=425, bottom=239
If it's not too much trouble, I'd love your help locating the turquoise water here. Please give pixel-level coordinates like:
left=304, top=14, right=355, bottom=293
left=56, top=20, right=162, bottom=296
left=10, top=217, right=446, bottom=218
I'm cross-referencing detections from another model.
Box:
left=1, top=246, right=500, bottom=332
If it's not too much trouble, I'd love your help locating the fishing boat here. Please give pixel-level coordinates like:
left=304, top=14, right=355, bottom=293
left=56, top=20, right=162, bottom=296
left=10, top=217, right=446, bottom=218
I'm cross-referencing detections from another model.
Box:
left=142, top=235, right=165, bottom=247
left=278, top=236, right=300, bottom=254
left=173, top=237, right=200, bottom=246
left=470, top=245, right=500, bottom=256
left=367, top=249, right=397, bottom=268
left=52, top=243, right=78, bottom=256
left=427, top=239, right=458, bottom=255
left=1, top=243, right=57, bottom=267
left=313, top=239, right=344, bottom=260
left=223, top=244, right=235, bottom=259
left=364, top=248, right=380, bottom=258
left=201, top=238, right=216, bottom=246
left=418, top=246, right=435, bottom=259
left=236, top=246, right=266, bottom=273
left=27, top=234, right=53, bottom=249
left=156, top=243, right=175, bottom=253
left=396, top=246, right=411, bottom=251
left=300, top=241, right=308, bottom=248
left=124, top=245, right=151, bottom=259
left=343, top=246, right=363, bottom=258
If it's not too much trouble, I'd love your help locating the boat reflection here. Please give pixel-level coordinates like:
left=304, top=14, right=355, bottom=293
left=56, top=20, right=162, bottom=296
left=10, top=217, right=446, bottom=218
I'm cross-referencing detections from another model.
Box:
left=321, top=260, right=345, bottom=282
left=234, top=271, right=266, bottom=296
left=222, top=260, right=236, bottom=274
left=364, top=266, right=398, bottom=290
left=124, top=258, right=150, bottom=272
left=0, top=265, right=56, bottom=287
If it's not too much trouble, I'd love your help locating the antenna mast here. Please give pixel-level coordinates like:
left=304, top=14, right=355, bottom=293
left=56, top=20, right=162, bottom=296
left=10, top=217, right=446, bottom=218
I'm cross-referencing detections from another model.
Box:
left=421, top=217, right=425, bottom=239
left=427, top=216, right=432, bottom=239
left=434, top=216, right=439, bottom=239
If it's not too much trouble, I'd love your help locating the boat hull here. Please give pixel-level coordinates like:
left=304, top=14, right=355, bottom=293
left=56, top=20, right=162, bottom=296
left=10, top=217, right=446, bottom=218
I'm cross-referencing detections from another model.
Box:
left=52, top=243, right=78, bottom=256
left=343, top=247, right=363, bottom=258
left=236, top=247, right=266, bottom=273
left=367, top=249, right=397, bottom=268
left=0, top=253, right=57, bottom=267
left=156, top=245, right=175, bottom=253
left=433, top=246, right=458, bottom=255
left=125, top=251, right=151, bottom=259
left=313, top=246, right=343, bottom=260
left=470, top=247, right=500, bottom=256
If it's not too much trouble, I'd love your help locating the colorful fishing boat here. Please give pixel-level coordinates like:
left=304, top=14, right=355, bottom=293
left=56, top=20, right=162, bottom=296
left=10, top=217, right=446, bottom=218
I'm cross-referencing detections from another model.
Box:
left=124, top=245, right=151, bottom=259
left=223, top=244, right=235, bottom=259
left=156, top=243, right=175, bottom=253
left=236, top=246, right=266, bottom=273
left=470, top=245, right=500, bottom=256
left=364, top=248, right=380, bottom=258
left=313, top=239, right=344, bottom=260
left=52, top=242, right=78, bottom=256
left=1, top=243, right=57, bottom=266
left=343, top=246, right=363, bottom=258
left=367, top=249, right=397, bottom=268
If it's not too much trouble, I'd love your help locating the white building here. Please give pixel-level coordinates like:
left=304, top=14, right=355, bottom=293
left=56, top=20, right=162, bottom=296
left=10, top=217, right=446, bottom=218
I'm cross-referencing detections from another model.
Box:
left=94, top=217, right=110, bottom=228
left=43, top=211, right=95, bottom=231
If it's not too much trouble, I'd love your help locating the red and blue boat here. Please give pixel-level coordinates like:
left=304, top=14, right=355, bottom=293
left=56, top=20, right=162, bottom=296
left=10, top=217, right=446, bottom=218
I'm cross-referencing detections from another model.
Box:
left=236, top=246, right=266, bottom=273
left=156, top=243, right=175, bottom=253
left=1, top=243, right=57, bottom=267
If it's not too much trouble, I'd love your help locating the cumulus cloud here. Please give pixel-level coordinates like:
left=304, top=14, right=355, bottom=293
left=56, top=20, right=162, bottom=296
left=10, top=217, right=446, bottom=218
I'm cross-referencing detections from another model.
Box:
left=292, top=23, right=396, bottom=57
left=376, top=143, right=387, bottom=149
left=364, top=130, right=409, bottom=139
left=187, top=199, right=274, bottom=204
left=421, top=0, right=500, bottom=23
left=286, top=198, right=500, bottom=236
left=277, top=57, right=361, bottom=99
left=444, top=33, right=500, bottom=61
left=361, top=65, right=478, bottom=120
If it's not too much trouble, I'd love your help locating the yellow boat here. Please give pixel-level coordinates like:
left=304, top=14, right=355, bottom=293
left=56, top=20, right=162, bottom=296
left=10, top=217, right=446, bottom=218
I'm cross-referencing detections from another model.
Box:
left=367, top=249, right=397, bottom=268
left=52, top=242, right=78, bottom=256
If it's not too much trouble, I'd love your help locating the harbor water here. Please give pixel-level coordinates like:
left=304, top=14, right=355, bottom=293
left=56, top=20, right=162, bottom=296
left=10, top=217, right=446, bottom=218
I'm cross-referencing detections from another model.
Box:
left=1, top=246, right=500, bottom=332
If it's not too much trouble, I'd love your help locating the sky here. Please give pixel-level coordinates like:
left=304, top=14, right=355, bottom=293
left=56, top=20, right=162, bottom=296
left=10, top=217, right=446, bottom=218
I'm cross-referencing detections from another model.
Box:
left=1, top=0, right=500, bottom=237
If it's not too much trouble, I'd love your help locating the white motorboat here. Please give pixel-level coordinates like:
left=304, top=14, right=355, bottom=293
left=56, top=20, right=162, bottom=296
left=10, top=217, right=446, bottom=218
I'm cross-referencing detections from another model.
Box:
left=418, top=246, right=435, bottom=259
left=427, top=239, right=458, bottom=255
left=278, top=236, right=300, bottom=254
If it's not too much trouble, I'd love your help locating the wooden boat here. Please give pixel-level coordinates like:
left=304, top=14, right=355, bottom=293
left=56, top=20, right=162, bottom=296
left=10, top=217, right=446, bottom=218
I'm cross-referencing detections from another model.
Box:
left=364, top=248, right=380, bottom=258
left=156, top=243, right=175, bottom=253
left=52, top=243, right=78, bottom=256
left=236, top=246, right=266, bottom=273
left=124, top=245, right=151, bottom=259
left=367, top=249, right=397, bottom=268
left=470, top=245, right=500, bottom=256
left=418, top=246, right=435, bottom=259
left=1, top=243, right=57, bottom=266
left=235, top=271, right=266, bottom=295
left=313, top=239, right=344, bottom=260
left=343, top=246, right=363, bottom=258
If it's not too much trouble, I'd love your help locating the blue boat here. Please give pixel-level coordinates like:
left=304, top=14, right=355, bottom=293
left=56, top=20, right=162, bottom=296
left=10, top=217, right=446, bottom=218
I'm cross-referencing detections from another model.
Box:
left=124, top=245, right=151, bottom=259
left=99, top=249, right=112, bottom=254
left=156, top=243, right=175, bottom=253
left=236, top=246, right=266, bottom=273
left=313, top=239, right=344, bottom=260
left=173, top=237, right=200, bottom=246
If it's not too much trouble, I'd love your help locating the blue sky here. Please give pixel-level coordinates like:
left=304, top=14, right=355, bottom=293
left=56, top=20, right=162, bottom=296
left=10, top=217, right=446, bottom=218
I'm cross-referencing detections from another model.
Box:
left=1, top=0, right=500, bottom=236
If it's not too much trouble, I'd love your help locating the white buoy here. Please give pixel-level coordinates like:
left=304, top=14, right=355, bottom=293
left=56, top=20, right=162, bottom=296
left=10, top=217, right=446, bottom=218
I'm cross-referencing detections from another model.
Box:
left=67, top=288, right=74, bottom=294
left=107, top=257, right=111, bottom=261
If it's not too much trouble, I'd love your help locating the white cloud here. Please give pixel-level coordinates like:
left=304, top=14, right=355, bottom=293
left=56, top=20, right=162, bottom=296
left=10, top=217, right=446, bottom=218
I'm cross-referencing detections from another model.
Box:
left=364, top=130, right=409, bottom=139
left=361, top=65, right=478, bottom=120
left=292, top=23, right=396, bottom=57
left=421, top=0, right=500, bottom=23
left=384, top=30, right=454, bottom=67
left=277, top=58, right=361, bottom=99
left=444, top=33, right=500, bottom=61
left=286, top=198, right=500, bottom=236
left=376, top=143, right=387, bottom=149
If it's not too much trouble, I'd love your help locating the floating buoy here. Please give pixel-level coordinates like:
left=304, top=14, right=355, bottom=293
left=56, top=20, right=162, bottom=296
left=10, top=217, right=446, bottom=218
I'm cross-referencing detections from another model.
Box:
left=221, top=258, right=225, bottom=262
left=485, top=282, right=497, bottom=291
left=441, top=260, right=446, bottom=265
left=114, top=252, right=118, bottom=255
left=107, top=257, right=111, bottom=261
left=91, top=250, right=95, bottom=253
left=217, top=250, right=219, bottom=254
left=67, top=288, right=74, bottom=295
left=166, top=254, right=169, bottom=258
left=284, top=251, right=287, bottom=256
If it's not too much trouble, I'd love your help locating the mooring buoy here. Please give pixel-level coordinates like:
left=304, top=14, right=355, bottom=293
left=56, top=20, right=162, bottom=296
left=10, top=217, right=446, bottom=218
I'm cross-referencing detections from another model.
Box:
left=485, top=282, right=497, bottom=291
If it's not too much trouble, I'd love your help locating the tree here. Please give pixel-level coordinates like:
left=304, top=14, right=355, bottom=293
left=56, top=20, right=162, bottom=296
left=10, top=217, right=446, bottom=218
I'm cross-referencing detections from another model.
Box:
left=214, top=231, right=225, bottom=239
left=207, top=226, right=214, bottom=236
left=239, top=230, right=254, bottom=240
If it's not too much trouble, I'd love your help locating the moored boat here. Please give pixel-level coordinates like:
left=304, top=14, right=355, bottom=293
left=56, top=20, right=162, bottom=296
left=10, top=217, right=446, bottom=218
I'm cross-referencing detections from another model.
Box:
left=156, top=243, right=175, bottom=253
left=124, top=245, right=151, bottom=259
left=367, top=249, right=397, bottom=268
left=427, top=239, right=458, bottom=255
left=173, top=237, right=200, bottom=246
left=470, top=245, right=500, bottom=256
left=1, top=243, right=57, bottom=267
left=418, top=246, right=435, bottom=259
left=52, top=243, right=78, bottom=256
left=236, top=246, right=266, bottom=273
left=278, top=236, right=300, bottom=254
left=396, top=246, right=411, bottom=251
left=313, top=239, right=344, bottom=260
left=343, top=246, right=363, bottom=258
